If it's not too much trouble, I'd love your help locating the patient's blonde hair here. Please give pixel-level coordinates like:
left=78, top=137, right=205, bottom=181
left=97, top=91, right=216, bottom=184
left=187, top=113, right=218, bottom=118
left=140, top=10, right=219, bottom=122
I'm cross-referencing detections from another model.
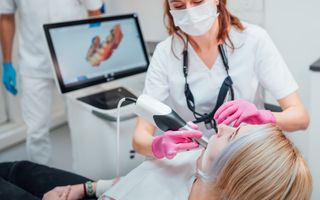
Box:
left=204, top=125, right=312, bottom=200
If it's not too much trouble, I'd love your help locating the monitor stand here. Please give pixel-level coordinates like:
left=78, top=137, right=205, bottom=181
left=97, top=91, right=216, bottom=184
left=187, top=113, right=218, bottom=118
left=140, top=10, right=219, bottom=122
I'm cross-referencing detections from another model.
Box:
left=77, top=87, right=137, bottom=110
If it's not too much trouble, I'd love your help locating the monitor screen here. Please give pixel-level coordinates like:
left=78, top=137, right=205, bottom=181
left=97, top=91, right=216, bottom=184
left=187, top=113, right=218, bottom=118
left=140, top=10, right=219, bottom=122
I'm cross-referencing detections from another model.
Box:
left=44, top=14, right=149, bottom=93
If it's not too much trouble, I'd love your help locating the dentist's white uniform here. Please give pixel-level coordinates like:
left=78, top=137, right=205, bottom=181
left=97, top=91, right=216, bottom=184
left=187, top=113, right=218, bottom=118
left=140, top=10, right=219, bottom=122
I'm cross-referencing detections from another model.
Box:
left=0, top=0, right=103, bottom=164
left=143, top=23, right=298, bottom=137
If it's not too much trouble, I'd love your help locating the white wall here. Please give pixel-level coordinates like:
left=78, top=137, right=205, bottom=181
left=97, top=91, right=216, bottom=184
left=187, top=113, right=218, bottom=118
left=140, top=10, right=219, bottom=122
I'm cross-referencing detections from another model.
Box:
left=0, top=90, right=6, bottom=124
left=0, top=45, right=8, bottom=124
left=308, top=72, right=320, bottom=200
left=228, top=0, right=265, bottom=26
left=264, top=1, right=320, bottom=199
left=265, top=0, right=320, bottom=106
left=106, top=0, right=167, bottom=41
left=105, top=0, right=266, bottom=41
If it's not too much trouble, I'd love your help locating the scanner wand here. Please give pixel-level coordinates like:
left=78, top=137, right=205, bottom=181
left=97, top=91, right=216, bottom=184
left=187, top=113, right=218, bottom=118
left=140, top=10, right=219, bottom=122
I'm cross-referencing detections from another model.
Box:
left=134, top=94, right=208, bottom=148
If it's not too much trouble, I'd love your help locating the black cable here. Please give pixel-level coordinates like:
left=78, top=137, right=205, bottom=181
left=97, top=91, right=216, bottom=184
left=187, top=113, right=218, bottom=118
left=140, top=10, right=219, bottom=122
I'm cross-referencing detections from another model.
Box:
left=124, top=97, right=137, bottom=103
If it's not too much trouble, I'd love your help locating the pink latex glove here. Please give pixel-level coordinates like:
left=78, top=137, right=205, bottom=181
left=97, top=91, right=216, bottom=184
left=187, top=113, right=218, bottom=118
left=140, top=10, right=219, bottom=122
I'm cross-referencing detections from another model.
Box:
left=214, top=99, right=276, bottom=127
left=152, top=122, right=202, bottom=159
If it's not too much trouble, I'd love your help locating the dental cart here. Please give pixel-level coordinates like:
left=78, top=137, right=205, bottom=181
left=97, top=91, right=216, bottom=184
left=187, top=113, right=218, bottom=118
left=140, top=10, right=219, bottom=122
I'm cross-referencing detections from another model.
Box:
left=43, top=14, right=150, bottom=179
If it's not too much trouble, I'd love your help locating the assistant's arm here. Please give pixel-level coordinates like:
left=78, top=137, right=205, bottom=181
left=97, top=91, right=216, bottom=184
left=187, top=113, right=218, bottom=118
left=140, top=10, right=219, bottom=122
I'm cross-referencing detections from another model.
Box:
left=273, top=91, right=309, bottom=131
left=255, top=29, right=309, bottom=132
left=88, top=9, right=101, bottom=17
left=0, top=14, right=15, bottom=63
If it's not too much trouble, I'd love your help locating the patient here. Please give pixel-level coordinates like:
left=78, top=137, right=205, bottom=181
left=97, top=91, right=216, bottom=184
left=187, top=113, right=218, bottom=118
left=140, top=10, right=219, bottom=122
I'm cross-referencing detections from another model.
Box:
left=101, top=124, right=312, bottom=200
left=0, top=125, right=312, bottom=200
left=192, top=124, right=312, bottom=200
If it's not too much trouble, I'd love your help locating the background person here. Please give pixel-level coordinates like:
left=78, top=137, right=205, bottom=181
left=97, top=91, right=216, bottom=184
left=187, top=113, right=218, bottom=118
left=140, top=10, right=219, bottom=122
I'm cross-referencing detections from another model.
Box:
left=0, top=0, right=104, bottom=164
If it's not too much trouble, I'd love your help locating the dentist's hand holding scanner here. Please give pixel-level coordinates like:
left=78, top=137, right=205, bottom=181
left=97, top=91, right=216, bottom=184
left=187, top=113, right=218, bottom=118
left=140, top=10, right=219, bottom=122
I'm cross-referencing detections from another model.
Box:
left=152, top=122, right=202, bottom=159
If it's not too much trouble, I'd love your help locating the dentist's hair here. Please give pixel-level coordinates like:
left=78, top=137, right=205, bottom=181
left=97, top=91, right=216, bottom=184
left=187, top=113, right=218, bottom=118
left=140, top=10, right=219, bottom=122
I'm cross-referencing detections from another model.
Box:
left=201, top=125, right=312, bottom=200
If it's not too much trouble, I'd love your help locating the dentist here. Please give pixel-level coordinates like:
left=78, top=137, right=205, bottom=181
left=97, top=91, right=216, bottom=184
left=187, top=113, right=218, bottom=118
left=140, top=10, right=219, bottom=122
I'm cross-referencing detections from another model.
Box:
left=133, top=0, right=309, bottom=160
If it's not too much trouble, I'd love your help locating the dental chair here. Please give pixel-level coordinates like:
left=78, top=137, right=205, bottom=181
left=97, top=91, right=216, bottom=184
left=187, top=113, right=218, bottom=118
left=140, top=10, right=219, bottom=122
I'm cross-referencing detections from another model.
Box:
left=264, top=103, right=282, bottom=112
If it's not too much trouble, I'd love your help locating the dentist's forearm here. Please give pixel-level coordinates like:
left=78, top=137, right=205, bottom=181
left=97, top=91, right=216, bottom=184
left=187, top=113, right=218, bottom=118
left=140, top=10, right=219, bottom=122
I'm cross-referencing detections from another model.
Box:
left=273, top=92, right=310, bottom=132
left=132, top=130, right=154, bottom=157
left=273, top=105, right=309, bottom=132
left=132, top=118, right=155, bottom=157
left=0, top=14, right=15, bottom=63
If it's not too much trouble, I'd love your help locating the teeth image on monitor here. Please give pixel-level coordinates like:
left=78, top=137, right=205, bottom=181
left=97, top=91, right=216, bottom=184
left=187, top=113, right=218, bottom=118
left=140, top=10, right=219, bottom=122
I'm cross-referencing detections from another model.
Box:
left=89, top=53, right=100, bottom=66
left=85, top=24, right=124, bottom=67
left=102, top=45, right=113, bottom=60
left=94, top=53, right=101, bottom=61
left=107, top=34, right=113, bottom=43
left=89, top=58, right=97, bottom=66
left=113, top=24, right=123, bottom=48
left=89, top=56, right=96, bottom=65
left=98, top=47, right=105, bottom=55
left=86, top=36, right=100, bottom=61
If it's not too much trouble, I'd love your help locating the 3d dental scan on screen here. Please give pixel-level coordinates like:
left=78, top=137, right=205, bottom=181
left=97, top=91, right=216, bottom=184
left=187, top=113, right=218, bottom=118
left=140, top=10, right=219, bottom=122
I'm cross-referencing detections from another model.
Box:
left=86, top=24, right=123, bottom=67
left=44, top=14, right=149, bottom=93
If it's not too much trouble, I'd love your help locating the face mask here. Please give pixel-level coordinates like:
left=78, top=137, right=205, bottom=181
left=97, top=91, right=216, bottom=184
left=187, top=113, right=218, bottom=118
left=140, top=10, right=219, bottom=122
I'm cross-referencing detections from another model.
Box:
left=170, top=0, right=218, bottom=36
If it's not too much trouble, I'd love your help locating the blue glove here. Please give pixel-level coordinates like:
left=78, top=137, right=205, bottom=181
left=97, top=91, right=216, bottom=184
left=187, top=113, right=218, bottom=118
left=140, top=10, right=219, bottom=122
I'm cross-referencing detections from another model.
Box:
left=100, top=3, right=106, bottom=14
left=2, top=63, right=18, bottom=95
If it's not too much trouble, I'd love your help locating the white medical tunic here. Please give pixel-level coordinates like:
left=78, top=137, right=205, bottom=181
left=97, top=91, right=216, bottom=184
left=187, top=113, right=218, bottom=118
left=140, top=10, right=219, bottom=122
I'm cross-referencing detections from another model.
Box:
left=102, top=149, right=202, bottom=200
left=0, top=0, right=103, bottom=78
left=143, top=22, right=298, bottom=136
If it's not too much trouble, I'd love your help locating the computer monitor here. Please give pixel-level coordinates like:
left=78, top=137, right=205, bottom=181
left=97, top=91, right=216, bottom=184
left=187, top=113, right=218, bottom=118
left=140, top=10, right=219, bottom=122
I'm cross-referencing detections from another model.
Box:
left=43, top=13, right=150, bottom=93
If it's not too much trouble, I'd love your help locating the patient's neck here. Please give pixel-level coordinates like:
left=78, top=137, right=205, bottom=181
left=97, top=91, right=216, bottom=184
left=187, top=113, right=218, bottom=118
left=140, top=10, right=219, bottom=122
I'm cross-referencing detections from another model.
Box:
left=189, top=178, right=215, bottom=200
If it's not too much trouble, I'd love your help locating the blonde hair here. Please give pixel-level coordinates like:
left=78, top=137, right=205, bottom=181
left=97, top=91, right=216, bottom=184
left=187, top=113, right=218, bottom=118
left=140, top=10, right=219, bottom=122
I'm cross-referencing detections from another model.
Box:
left=202, top=125, right=312, bottom=200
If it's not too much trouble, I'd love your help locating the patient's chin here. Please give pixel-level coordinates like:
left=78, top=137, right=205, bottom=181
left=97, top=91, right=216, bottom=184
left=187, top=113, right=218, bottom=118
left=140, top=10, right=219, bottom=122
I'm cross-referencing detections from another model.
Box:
left=196, top=149, right=205, bottom=169
left=201, top=150, right=217, bottom=173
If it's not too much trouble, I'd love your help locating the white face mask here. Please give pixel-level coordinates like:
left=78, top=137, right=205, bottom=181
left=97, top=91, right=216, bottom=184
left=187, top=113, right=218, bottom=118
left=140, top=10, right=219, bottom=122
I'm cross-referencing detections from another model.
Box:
left=170, top=0, right=218, bottom=36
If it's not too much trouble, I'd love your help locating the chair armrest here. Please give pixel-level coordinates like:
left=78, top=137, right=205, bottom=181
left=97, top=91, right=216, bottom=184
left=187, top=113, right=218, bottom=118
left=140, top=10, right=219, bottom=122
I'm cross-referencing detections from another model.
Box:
left=264, top=103, right=282, bottom=112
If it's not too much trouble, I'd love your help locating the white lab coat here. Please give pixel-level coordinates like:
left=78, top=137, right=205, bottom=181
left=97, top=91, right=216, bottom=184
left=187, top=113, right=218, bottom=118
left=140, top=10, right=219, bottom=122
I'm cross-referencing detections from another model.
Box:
left=0, top=0, right=103, bottom=164
left=143, top=22, right=298, bottom=136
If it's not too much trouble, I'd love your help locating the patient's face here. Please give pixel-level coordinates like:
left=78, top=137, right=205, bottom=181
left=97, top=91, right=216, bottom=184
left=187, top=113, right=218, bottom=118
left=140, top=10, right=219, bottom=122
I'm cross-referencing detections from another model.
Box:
left=198, top=124, right=256, bottom=173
